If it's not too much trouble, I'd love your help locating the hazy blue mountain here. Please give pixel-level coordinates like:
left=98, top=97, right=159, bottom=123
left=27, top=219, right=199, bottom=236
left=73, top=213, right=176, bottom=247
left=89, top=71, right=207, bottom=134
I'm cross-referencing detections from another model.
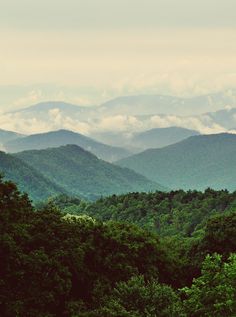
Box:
left=6, top=91, right=236, bottom=140
left=10, top=101, right=88, bottom=115
left=8, top=101, right=97, bottom=123
left=131, top=127, right=200, bottom=149
left=91, top=127, right=200, bottom=151
left=98, top=91, right=236, bottom=116
left=0, top=129, right=25, bottom=150
left=206, top=107, right=236, bottom=130
left=117, top=133, right=236, bottom=191
left=0, top=151, right=65, bottom=201
left=5, top=129, right=131, bottom=162
left=15, top=144, right=164, bottom=200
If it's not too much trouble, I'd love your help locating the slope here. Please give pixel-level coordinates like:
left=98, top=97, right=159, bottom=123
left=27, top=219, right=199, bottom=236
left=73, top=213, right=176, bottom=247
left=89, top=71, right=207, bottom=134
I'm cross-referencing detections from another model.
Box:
left=5, top=129, right=131, bottom=162
left=15, top=144, right=164, bottom=200
left=117, top=133, right=236, bottom=191
left=0, top=151, right=65, bottom=201
left=131, top=127, right=200, bottom=149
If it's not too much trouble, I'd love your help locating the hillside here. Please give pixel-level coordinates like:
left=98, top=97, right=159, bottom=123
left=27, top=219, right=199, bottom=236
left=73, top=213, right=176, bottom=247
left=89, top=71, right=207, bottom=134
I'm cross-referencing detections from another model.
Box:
left=0, top=151, right=65, bottom=201
left=117, top=133, right=236, bottom=191
left=0, top=128, right=25, bottom=150
left=131, top=127, right=200, bottom=150
left=15, top=144, right=164, bottom=200
left=5, top=129, right=131, bottom=162
left=64, top=189, right=236, bottom=238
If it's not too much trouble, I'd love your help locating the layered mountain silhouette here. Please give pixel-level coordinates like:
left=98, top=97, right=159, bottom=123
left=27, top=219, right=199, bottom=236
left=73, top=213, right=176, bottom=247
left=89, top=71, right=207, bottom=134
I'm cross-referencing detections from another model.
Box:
left=14, top=144, right=164, bottom=200
left=5, top=129, right=131, bottom=162
left=117, top=133, right=236, bottom=191
left=131, top=127, right=200, bottom=150
left=4, top=91, right=236, bottom=140
left=90, top=127, right=200, bottom=151
left=0, top=129, right=25, bottom=150
left=0, top=151, right=65, bottom=201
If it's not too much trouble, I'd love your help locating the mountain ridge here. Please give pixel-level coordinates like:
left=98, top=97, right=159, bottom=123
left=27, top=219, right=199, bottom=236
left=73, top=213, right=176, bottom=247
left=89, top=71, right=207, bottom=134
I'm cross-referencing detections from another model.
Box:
left=117, top=133, right=236, bottom=191
left=15, top=144, right=165, bottom=200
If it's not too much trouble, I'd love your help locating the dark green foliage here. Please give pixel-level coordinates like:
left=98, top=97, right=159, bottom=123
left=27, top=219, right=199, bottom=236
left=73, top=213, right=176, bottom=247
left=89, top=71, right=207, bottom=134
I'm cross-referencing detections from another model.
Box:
left=76, top=189, right=236, bottom=237
left=1, top=177, right=236, bottom=316
left=117, top=133, right=236, bottom=191
left=0, top=152, right=65, bottom=201
left=0, top=177, right=174, bottom=316
left=181, top=253, right=236, bottom=316
left=85, top=276, right=185, bottom=317
left=15, top=144, right=163, bottom=200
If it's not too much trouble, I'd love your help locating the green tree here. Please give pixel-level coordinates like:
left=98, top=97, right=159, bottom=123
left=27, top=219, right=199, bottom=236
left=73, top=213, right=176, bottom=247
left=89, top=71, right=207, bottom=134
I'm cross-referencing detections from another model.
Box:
left=182, top=253, right=236, bottom=317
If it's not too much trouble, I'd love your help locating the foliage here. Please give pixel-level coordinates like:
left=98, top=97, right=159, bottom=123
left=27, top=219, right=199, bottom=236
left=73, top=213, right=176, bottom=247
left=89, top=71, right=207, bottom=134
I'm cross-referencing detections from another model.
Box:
left=181, top=253, right=236, bottom=316
left=70, top=189, right=236, bottom=237
left=1, top=177, right=236, bottom=316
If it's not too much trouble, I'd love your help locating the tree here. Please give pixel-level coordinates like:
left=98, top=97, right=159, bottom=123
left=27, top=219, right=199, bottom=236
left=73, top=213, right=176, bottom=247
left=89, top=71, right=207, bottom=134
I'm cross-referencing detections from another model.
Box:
left=181, top=253, right=236, bottom=317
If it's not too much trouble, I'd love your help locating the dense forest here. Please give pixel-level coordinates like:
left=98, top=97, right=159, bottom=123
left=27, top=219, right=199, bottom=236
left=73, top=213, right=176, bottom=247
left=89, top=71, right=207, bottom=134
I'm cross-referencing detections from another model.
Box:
left=48, top=190, right=236, bottom=238
left=0, top=177, right=236, bottom=316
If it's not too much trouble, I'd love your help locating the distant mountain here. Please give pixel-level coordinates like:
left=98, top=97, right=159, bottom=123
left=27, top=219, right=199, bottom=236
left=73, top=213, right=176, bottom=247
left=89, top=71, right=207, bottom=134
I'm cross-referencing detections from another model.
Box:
left=131, top=127, right=200, bottom=150
left=4, top=129, right=131, bottom=162
left=5, top=91, right=236, bottom=139
left=206, top=107, right=236, bottom=130
left=91, top=127, right=200, bottom=151
left=117, top=133, right=236, bottom=191
left=98, top=91, right=236, bottom=116
left=0, top=151, right=65, bottom=201
left=0, top=129, right=25, bottom=150
left=10, top=101, right=90, bottom=116
left=15, top=145, right=164, bottom=200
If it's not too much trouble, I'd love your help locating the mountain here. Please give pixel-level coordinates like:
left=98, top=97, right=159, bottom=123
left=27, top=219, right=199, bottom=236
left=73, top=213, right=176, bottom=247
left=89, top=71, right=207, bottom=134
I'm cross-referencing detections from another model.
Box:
left=9, top=101, right=91, bottom=117
left=15, top=144, right=164, bottom=200
left=0, top=129, right=25, bottom=150
left=5, top=91, right=236, bottom=140
left=206, top=107, right=236, bottom=130
left=4, top=129, right=131, bottom=162
left=0, top=151, right=65, bottom=201
left=131, top=127, right=200, bottom=150
left=91, top=127, right=200, bottom=151
left=98, top=91, right=236, bottom=116
left=117, top=133, right=236, bottom=191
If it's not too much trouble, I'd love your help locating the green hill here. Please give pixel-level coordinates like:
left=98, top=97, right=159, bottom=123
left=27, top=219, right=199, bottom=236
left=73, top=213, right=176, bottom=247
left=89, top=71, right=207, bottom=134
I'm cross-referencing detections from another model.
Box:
left=0, top=151, right=65, bottom=201
left=15, top=144, right=164, bottom=200
left=117, top=133, right=236, bottom=191
left=69, top=189, right=236, bottom=237
left=5, top=129, right=131, bottom=162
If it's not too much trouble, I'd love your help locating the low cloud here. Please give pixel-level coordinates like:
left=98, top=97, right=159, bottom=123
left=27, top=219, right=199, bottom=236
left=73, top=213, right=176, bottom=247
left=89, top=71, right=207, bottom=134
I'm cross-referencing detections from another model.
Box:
left=0, top=106, right=233, bottom=137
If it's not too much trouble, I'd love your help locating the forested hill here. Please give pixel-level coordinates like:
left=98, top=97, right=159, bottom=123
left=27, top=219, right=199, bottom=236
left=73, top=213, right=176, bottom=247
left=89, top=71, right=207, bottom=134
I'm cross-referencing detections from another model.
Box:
left=15, top=144, right=164, bottom=200
left=53, top=189, right=236, bottom=238
left=117, top=133, right=236, bottom=191
left=0, top=151, right=65, bottom=200
left=5, top=129, right=131, bottom=162
left=1, top=176, right=236, bottom=316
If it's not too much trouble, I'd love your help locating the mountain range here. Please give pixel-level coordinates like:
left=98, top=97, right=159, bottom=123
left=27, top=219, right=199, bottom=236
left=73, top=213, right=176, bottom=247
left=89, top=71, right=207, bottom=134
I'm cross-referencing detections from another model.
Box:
left=4, top=129, right=131, bottom=162
left=117, top=133, right=236, bottom=191
left=3, top=90, right=236, bottom=139
left=14, top=144, right=163, bottom=200
left=0, top=151, right=65, bottom=201
left=0, top=129, right=25, bottom=150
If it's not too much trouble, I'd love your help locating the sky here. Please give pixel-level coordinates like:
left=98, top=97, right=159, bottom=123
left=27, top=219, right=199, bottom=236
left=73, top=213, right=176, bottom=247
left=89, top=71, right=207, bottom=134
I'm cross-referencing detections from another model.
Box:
left=0, top=0, right=236, bottom=111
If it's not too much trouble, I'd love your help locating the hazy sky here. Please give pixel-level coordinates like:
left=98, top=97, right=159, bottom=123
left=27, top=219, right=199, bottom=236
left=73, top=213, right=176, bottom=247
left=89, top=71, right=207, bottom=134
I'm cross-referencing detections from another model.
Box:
left=0, top=0, right=236, bottom=111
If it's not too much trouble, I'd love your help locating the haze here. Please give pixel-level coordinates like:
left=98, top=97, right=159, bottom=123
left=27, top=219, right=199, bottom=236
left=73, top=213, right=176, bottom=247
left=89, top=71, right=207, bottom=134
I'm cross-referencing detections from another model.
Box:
left=0, top=0, right=235, bottom=112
